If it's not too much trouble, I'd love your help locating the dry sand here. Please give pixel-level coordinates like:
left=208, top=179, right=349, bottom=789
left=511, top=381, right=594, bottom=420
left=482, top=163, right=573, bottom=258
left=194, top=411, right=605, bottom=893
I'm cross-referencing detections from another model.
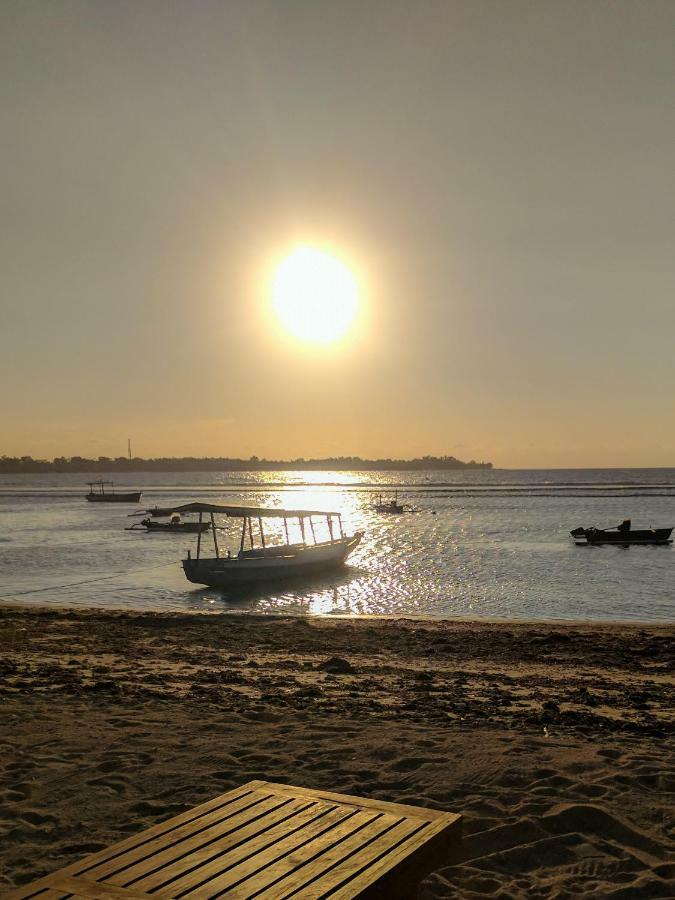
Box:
left=1, top=606, right=673, bottom=898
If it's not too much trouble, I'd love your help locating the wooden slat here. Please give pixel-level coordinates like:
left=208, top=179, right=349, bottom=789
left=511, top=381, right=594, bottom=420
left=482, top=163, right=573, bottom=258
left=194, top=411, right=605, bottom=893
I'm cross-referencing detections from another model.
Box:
left=205, top=810, right=390, bottom=899
left=111, top=797, right=313, bottom=891
left=262, top=783, right=447, bottom=822
left=8, top=891, right=70, bottom=900
left=327, top=812, right=462, bottom=900
left=84, top=790, right=278, bottom=881
left=165, top=803, right=349, bottom=897
left=310, top=813, right=461, bottom=900
left=243, top=815, right=420, bottom=900
left=179, top=806, right=364, bottom=898
left=267, top=817, right=428, bottom=899
left=45, top=875, right=153, bottom=899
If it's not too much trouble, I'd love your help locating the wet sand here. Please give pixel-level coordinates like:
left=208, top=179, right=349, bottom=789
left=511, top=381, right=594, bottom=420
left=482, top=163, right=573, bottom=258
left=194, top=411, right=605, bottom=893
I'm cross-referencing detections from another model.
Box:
left=1, top=606, right=673, bottom=897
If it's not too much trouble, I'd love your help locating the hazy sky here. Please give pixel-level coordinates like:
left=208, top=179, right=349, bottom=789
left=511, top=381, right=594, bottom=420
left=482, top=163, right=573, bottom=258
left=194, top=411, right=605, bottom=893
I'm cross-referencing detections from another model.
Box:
left=2, top=0, right=674, bottom=468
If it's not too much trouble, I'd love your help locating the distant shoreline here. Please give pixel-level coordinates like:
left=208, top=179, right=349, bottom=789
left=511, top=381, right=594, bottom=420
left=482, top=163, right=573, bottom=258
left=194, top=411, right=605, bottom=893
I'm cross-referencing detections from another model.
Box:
left=0, top=455, right=493, bottom=474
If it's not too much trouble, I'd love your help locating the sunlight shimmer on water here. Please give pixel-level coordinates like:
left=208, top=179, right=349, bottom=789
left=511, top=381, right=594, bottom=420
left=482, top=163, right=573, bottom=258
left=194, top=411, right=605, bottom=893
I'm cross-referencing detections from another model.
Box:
left=0, top=469, right=673, bottom=622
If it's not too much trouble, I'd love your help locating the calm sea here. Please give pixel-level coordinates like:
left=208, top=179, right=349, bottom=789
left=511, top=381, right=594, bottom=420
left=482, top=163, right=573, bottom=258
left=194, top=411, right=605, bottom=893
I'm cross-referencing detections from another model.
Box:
left=0, top=469, right=673, bottom=622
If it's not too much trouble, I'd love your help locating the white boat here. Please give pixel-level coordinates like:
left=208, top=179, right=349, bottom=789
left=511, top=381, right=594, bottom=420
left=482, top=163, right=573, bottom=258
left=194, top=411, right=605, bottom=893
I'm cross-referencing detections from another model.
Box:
left=174, top=502, right=363, bottom=587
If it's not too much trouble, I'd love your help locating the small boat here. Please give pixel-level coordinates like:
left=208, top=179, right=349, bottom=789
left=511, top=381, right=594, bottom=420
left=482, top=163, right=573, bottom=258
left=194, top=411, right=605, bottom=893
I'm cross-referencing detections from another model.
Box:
left=86, top=481, right=142, bottom=503
left=127, top=514, right=211, bottom=534
left=571, top=520, right=673, bottom=545
left=374, top=491, right=405, bottom=514
left=145, top=506, right=180, bottom=518
left=176, top=502, right=363, bottom=587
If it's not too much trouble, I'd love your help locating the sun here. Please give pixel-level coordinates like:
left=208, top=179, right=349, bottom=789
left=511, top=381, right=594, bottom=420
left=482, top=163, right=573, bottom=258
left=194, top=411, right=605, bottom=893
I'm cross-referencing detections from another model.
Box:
left=271, top=246, right=359, bottom=344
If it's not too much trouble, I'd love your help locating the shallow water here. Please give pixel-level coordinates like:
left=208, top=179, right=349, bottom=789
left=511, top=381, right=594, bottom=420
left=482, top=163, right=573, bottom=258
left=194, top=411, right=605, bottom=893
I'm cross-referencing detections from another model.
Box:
left=0, top=469, right=673, bottom=621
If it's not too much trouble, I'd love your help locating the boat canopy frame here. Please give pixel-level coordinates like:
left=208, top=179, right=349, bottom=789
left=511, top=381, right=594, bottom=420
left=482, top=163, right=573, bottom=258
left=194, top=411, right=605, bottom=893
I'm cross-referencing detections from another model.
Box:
left=174, top=502, right=346, bottom=561
left=87, top=480, right=117, bottom=495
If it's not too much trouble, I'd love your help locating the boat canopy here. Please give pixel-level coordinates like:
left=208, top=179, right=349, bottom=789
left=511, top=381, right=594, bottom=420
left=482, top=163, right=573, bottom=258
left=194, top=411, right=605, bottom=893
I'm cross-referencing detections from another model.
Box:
left=169, top=502, right=341, bottom=519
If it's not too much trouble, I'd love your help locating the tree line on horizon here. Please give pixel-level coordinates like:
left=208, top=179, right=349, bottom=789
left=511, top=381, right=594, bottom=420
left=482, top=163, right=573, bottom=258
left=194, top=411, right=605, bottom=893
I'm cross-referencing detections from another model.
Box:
left=0, top=454, right=492, bottom=473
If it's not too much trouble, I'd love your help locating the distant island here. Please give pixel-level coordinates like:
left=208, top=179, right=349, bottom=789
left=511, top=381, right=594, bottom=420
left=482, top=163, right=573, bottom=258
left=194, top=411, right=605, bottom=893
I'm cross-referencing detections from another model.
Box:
left=0, top=454, right=492, bottom=473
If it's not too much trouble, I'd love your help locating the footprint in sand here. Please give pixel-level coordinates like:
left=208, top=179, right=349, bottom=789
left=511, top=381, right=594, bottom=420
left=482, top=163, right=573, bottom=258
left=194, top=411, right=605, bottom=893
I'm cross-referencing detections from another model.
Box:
left=96, top=759, right=126, bottom=774
left=59, top=841, right=107, bottom=855
left=367, top=746, right=398, bottom=762
left=3, top=784, right=31, bottom=802
left=18, top=811, right=57, bottom=827
left=597, top=747, right=622, bottom=761
left=130, top=800, right=186, bottom=818
left=85, top=776, right=128, bottom=795
left=236, top=753, right=278, bottom=766
left=390, top=757, right=434, bottom=772
left=3, top=761, right=35, bottom=774
left=573, top=783, right=609, bottom=800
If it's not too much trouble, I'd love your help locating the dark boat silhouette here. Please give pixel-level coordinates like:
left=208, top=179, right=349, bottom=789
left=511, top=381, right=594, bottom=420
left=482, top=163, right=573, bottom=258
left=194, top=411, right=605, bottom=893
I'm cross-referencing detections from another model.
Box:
left=373, top=491, right=405, bottom=513
left=86, top=480, right=142, bottom=503
left=571, top=520, right=672, bottom=545
left=127, top=515, right=210, bottom=534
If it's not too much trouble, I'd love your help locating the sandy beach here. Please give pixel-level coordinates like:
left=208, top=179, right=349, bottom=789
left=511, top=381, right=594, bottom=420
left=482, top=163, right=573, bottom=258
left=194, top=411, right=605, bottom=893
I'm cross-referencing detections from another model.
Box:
left=1, top=606, right=673, bottom=898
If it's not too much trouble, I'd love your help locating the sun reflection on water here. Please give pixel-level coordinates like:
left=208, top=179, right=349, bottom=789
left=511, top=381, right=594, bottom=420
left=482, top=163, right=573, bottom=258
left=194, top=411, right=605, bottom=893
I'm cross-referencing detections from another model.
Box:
left=4, top=472, right=674, bottom=621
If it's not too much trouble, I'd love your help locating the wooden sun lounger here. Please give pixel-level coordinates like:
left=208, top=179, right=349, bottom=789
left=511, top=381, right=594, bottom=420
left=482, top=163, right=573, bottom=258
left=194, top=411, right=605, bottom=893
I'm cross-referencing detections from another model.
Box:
left=9, top=780, right=462, bottom=899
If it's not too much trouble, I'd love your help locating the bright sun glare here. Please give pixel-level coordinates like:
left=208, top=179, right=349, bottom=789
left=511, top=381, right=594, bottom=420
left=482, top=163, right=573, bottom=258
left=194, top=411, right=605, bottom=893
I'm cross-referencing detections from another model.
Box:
left=272, top=246, right=359, bottom=344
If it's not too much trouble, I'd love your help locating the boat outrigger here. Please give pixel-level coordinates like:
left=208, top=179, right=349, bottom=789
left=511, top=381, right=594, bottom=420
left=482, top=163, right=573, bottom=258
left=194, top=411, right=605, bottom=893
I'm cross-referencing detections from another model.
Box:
left=571, top=520, right=673, bottom=545
left=173, top=502, right=363, bottom=587
left=86, top=481, right=142, bottom=503
left=127, top=513, right=211, bottom=534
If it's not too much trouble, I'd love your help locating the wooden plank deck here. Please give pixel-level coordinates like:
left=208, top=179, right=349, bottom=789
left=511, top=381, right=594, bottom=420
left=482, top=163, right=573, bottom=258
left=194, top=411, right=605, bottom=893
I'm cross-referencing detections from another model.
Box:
left=9, top=780, right=462, bottom=899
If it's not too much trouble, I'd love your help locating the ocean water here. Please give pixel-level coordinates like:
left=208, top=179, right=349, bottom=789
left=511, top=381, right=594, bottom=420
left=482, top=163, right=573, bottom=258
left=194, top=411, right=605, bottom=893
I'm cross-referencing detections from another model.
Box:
left=0, top=469, right=673, bottom=622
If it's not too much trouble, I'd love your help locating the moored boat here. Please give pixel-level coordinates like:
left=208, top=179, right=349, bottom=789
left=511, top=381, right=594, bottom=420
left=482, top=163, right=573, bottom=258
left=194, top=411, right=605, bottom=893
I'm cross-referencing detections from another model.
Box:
left=175, top=502, right=363, bottom=587
left=127, top=515, right=211, bottom=534
left=145, top=506, right=179, bottom=518
left=86, top=481, right=142, bottom=503
left=374, top=491, right=405, bottom=513
left=571, top=520, right=673, bottom=545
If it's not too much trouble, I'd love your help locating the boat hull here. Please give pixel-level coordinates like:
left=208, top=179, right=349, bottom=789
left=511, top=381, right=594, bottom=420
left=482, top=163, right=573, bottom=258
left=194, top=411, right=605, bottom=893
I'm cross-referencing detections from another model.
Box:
left=572, top=527, right=672, bottom=545
left=183, top=533, right=362, bottom=587
left=141, top=522, right=211, bottom=534
left=87, top=491, right=142, bottom=503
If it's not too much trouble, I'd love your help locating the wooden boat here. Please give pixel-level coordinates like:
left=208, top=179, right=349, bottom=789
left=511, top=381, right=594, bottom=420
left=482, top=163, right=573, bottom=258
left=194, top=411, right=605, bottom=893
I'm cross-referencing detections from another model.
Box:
left=145, top=506, right=180, bottom=518
left=571, top=520, right=673, bottom=545
left=127, top=516, right=211, bottom=534
left=86, top=481, right=142, bottom=503
left=176, top=502, right=363, bottom=587
left=374, top=491, right=405, bottom=513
